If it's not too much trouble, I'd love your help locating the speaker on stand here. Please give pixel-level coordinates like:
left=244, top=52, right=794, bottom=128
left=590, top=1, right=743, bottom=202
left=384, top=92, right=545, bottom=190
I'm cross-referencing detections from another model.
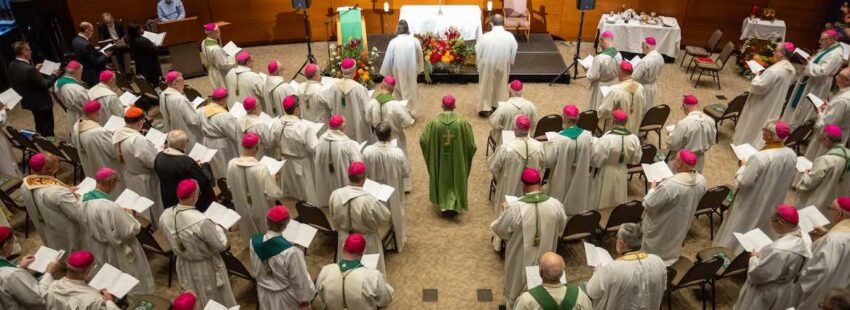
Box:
left=549, top=0, right=595, bottom=85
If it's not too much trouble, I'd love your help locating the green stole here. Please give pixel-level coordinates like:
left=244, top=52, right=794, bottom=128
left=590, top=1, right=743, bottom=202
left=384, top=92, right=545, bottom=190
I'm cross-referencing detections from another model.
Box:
left=610, top=127, right=632, bottom=163
left=528, top=284, right=579, bottom=310
left=81, top=189, right=111, bottom=202
left=600, top=47, right=618, bottom=58
left=0, top=258, right=15, bottom=268
left=251, top=234, right=293, bottom=261
left=55, top=76, right=78, bottom=90
left=560, top=126, right=584, bottom=166
left=789, top=43, right=841, bottom=108
left=375, top=93, right=394, bottom=121
left=338, top=259, right=365, bottom=308
left=520, top=192, right=550, bottom=247
left=203, top=38, right=218, bottom=47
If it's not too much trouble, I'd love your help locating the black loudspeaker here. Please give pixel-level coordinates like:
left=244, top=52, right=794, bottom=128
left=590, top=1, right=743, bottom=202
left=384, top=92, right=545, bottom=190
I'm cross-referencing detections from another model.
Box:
left=292, top=0, right=311, bottom=9
left=577, top=0, right=595, bottom=10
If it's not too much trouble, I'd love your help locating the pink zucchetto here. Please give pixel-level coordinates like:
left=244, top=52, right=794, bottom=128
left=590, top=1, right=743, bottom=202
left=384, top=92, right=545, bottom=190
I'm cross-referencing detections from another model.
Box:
left=83, top=100, right=101, bottom=114
left=645, top=37, right=657, bottom=45
left=203, top=23, right=217, bottom=32
left=824, top=124, right=842, bottom=139
left=29, top=153, right=46, bottom=172
left=824, top=29, right=840, bottom=39
left=838, top=197, right=850, bottom=212
left=0, top=227, right=12, bottom=245
left=242, top=96, right=258, bottom=111
left=67, top=250, right=94, bottom=269
left=304, top=63, right=318, bottom=75
left=283, top=96, right=297, bottom=110
left=99, top=70, right=114, bottom=82
left=341, top=58, right=356, bottom=70
left=619, top=61, right=633, bottom=73
left=776, top=204, right=799, bottom=224
left=442, top=95, right=456, bottom=108
left=678, top=149, right=698, bottom=166
left=774, top=121, right=791, bottom=139
left=267, top=205, right=290, bottom=222
left=94, top=167, right=115, bottom=181
left=515, top=115, right=531, bottom=131
left=66, top=60, right=81, bottom=70
left=683, top=95, right=699, bottom=106
left=235, top=51, right=251, bottom=63
left=612, top=109, right=628, bottom=122
left=563, top=104, right=579, bottom=118
left=348, top=161, right=366, bottom=176
left=165, top=71, right=181, bottom=83
left=601, top=31, right=614, bottom=39
left=211, top=88, right=228, bottom=100
left=328, top=115, right=344, bottom=129
left=268, top=60, right=279, bottom=74
left=510, top=80, right=523, bottom=91
left=241, top=132, right=260, bottom=148
left=782, top=42, right=796, bottom=53
left=344, top=233, right=366, bottom=254
left=171, top=292, right=197, bottom=310
left=176, top=179, right=197, bottom=199
left=383, top=75, right=396, bottom=86
left=521, top=167, right=541, bottom=184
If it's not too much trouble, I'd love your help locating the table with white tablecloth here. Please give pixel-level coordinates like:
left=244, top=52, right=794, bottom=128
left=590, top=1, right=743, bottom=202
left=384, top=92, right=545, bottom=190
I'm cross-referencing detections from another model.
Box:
left=596, top=16, right=682, bottom=58
left=740, top=18, right=786, bottom=40
left=398, top=5, right=483, bottom=41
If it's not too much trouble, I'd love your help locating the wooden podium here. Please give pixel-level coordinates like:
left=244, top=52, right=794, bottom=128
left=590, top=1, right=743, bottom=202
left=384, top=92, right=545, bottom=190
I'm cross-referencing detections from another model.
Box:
left=157, top=17, right=205, bottom=78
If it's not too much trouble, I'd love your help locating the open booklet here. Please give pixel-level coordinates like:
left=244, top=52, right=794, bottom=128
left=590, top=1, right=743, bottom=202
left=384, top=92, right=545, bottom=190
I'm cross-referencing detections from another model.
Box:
left=806, top=93, right=827, bottom=112
left=222, top=41, right=242, bottom=57
left=88, top=263, right=139, bottom=299
left=141, top=31, right=166, bottom=46
left=188, top=143, right=218, bottom=163
left=578, top=55, right=594, bottom=69
left=28, top=246, right=64, bottom=273
left=583, top=242, right=614, bottom=268
left=204, top=300, right=240, bottom=310
left=103, top=116, right=126, bottom=133
left=525, top=266, right=567, bottom=289
left=731, top=143, right=758, bottom=161
left=118, top=92, right=140, bottom=107
left=74, top=177, right=96, bottom=195
left=795, top=156, right=813, bottom=173
left=39, top=60, right=61, bottom=76
left=259, top=156, right=285, bottom=175
left=204, top=202, right=241, bottom=230
left=115, top=189, right=155, bottom=214
left=289, top=80, right=301, bottom=93
left=191, top=97, right=207, bottom=109
left=229, top=102, right=247, bottom=118
left=641, top=161, right=674, bottom=183
left=361, top=253, right=380, bottom=269
left=362, top=179, right=395, bottom=202
left=0, top=88, right=22, bottom=110
left=746, top=60, right=765, bottom=74
left=281, top=219, right=319, bottom=248
left=734, top=228, right=773, bottom=252
left=794, top=48, right=810, bottom=59
left=144, top=128, right=167, bottom=149
left=798, top=205, right=830, bottom=233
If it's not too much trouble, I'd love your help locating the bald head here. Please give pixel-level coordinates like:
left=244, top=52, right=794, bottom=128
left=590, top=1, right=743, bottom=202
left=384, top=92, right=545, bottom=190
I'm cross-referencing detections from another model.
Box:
left=167, top=130, right=188, bottom=151
left=78, top=22, right=93, bottom=36
left=838, top=67, right=850, bottom=89
left=490, top=14, right=505, bottom=27
left=538, top=252, right=565, bottom=284
left=35, top=153, right=61, bottom=175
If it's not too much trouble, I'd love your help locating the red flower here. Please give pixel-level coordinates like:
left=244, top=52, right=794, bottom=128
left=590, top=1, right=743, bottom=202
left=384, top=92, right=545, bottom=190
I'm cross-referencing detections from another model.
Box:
left=429, top=52, right=441, bottom=64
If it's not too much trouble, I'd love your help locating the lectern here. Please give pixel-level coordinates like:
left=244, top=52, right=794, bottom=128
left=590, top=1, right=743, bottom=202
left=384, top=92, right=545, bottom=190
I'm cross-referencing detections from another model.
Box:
left=157, top=17, right=205, bottom=78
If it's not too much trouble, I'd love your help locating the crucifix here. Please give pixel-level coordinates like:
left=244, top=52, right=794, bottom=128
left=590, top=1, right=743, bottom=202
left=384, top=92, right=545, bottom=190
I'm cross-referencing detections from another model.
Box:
left=438, top=0, right=443, bottom=16
left=442, top=129, right=455, bottom=146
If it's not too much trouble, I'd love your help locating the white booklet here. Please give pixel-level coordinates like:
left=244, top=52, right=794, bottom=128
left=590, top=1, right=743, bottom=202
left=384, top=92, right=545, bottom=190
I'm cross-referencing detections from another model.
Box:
left=361, top=253, right=380, bottom=269
left=88, top=263, right=139, bottom=299
left=731, top=143, right=758, bottom=161
left=583, top=242, right=614, bottom=267
left=259, top=156, right=285, bottom=175
left=39, top=60, right=61, bottom=76
left=144, top=128, right=167, bottom=148
left=229, top=102, right=247, bottom=118
left=734, top=228, right=773, bottom=252
left=525, top=266, right=566, bottom=289
left=641, top=161, right=674, bottom=183
left=103, top=116, right=126, bottom=132
left=204, top=202, right=241, bottom=230
left=628, top=55, right=642, bottom=68
left=665, top=124, right=676, bottom=134
left=99, top=43, right=115, bottom=55
left=746, top=60, right=765, bottom=74
left=578, top=55, right=594, bottom=69
left=118, top=92, right=140, bottom=107
left=795, top=156, right=813, bottom=173
left=363, top=179, right=395, bottom=202
left=188, top=143, right=218, bottom=163
left=600, top=85, right=613, bottom=98
left=289, top=80, right=301, bottom=92
left=191, top=97, right=206, bottom=109
left=798, top=205, right=830, bottom=233
left=204, top=300, right=240, bottom=310
left=807, top=93, right=826, bottom=111
left=142, top=31, right=166, bottom=46
left=114, top=189, right=155, bottom=214
left=794, top=48, right=810, bottom=59
left=74, top=177, right=96, bottom=195
left=222, top=41, right=241, bottom=57
left=282, top=219, right=319, bottom=248
left=0, top=88, right=22, bottom=110
left=28, top=246, right=64, bottom=273
left=502, top=130, right=516, bottom=144
left=368, top=89, right=375, bottom=97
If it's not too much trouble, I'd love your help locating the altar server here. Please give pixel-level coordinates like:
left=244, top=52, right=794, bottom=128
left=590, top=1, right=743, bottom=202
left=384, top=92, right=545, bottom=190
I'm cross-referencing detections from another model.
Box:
left=21, top=153, right=81, bottom=253
left=715, top=121, right=797, bottom=251
left=200, top=88, right=240, bottom=179
left=476, top=14, right=518, bottom=117
left=315, top=233, right=394, bottom=309
left=586, top=223, right=666, bottom=310
left=54, top=60, right=88, bottom=130
left=250, top=206, right=315, bottom=309
left=226, top=51, right=265, bottom=109
left=263, top=60, right=296, bottom=116
left=783, top=30, right=844, bottom=125
left=489, top=80, right=539, bottom=145
left=112, top=107, right=163, bottom=228
left=271, top=95, right=319, bottom=204
left=796, top=125, right=849, bottom=212
left=327, top=58, right=372, bottom=142
left=315, top=115, right=362, bottom=207
left=201, top=23, right=236, bottom=89
left=236, top=96, right=274, bottom=157
left=733, top=42, right=797, bottom=148
left=513, top=252, right=592, bottom=310
left=803, top=67, right=850, bottom=160
left=641, top=150, right=706, bottom=265
left=489, top=115, right=544, bottom=216
left=667, top=95, right=716, bottom=171
left=544, top=105, right=592, bottom=215
left=362, top=123, right=410, bottom=251
left=588, top=110, right=642, bottom=210
left=0, top=226, right=56, bottom=309
left=46, top=251, right=119, bottom=309
left=160, top=70, right=201, bottom=148
left=159, top=179, right=236, bottom=308
left=0, top=102, right=19, bottom=179
left=632, top=37, right=664, bottom=110
left=71, top=100, right=121, bottom=180
left=227, top=133, right=284, bottom=242
left=797, top=197, right=850, bottom=309
left=380, top=20, right=424, bottom=115
left=329, top=162, right=391, bottom=273
left=587, top=31, right=622, bottom=111
left=599, top=61, right=645, bottom=133
left=79, top=167, right=154, bottom=294
left=364, top=75, right=415, bottom=155
left=87, top=70, right=124, bottom=125
left=491, top=168, right=567, bottom=309
left=298, top=64, right=332, bottom=127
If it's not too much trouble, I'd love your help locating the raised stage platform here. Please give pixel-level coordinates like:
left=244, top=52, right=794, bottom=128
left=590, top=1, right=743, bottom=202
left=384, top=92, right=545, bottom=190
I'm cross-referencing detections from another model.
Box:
left=369, top=33, right=570, bottom=84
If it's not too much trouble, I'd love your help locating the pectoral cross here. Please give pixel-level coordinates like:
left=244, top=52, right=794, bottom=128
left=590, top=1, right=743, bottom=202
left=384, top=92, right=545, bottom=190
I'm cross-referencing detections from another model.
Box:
left=442, top=129, right=455, bottom=146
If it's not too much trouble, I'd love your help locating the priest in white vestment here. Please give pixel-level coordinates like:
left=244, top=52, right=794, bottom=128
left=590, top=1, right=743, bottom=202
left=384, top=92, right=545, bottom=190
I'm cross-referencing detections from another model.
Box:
left=270, top=96, right=320, bottom=204
left=489, top=80, right=539, bottom=145
left=315, top=115, right=362, bottom=207
left=598, top=61, right=646, bottom=133
left=475, top=14, right=518, bottom=117
left=46, top=251, right=119, bottom=309
left=715, top=121, right=797, bottom=251
left=587, top=31, right=623, bottom=111
left=783, top=30, right=844, bottom=125
left=201, top=23, right=236, bottom=89
left=200, top=88, right=240, bottom=179
left=71, top=100, right=121, bottom=182
left=797, top=197, right=850, bottom=309
left=796, top=125, right=850, bottom=212
left=588, top=110, right=642, bottom=210
left=491, top=168, right=567, bottom=309
left=112, top=107, right=164, bottom=229
left=0, top=226, right=55, bottom=309
left=587, top=223, right=667, bottom=310
left=78, top=168, right=153, bottom=294
left=87, top=70, right=124, bottom=125
left=364, top=76, right=415, bottom=156
left=20, top=153, right=81, bottom=253
left=803, top=68, right=850, bottom=161
left=489, top=115, right=544, bottom=216
left=513, top=252, right=593, bottom=310
left=641, top=150, right=706, bottom=265
left=667, top=95, right=716, bottom=171
left=362, top=123, right=410, bottom=252
left=227, top=133, right=284, bottom=242
left=733, top=42, right=798, bottom=148
left=236, top=96, right=274, bottom=158
left=0, top=106, right=19, bottom=179
left=159, top=179, right=237, bottom=308
left=298, top=63, right=332, bottom=128
left=263, top=60, right=296, bottom=116
left=54, top=60, right=88, bottom=131
left=225, top=51, right=265, bottom=109
left=326, top=58, right=372, bottom=142
left=632, top=37, right=664, bottom=111
left=734, top=205, right=811, bottom=310
left=160, top=71, right=202, bottom=148
left=250, top=206, right=316, bottom=309
left=380, top=20, right=423, bottom=115
left=315, top=233, right=394, bottom=309
left=544, top=105, right=592, bottom=215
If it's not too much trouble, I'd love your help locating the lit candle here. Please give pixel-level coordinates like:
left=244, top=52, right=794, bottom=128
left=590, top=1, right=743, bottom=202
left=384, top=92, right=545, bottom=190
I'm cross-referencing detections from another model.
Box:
left=486, top=0, right=493, bottom=11
left=383, top=1, right=390, bottom=12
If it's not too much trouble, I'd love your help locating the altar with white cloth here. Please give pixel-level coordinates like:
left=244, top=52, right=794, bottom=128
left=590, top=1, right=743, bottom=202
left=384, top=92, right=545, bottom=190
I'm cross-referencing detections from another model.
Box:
left=596, top=15, right=682, bottom=58
left=398, top=5, right=483, bottom=41
left=740, top=18, right=786, bottom=40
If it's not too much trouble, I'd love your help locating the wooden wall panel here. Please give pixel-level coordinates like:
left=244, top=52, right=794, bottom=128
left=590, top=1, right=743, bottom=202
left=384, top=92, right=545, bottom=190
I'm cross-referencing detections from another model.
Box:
left=769, top=0, right=831, bottom=49
left=680, top=0, right=768, bottom=48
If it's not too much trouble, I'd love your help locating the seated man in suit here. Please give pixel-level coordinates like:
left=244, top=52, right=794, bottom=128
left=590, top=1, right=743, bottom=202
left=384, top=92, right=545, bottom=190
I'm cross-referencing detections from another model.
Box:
left=7, top=41, right=60, bottom=137
left=73, top=22, right=111, bottom=86
left=98, top=12, right=125, bottom=72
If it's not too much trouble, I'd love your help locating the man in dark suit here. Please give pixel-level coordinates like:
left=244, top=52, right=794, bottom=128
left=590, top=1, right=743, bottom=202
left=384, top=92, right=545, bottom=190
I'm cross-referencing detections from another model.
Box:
left=73, top=22, right=111, bottom=86
left=7, top=42, right=60, bottom=137
left=155, top=130, right=215, bottom=212
left=98, top=12, right=126, bottom=72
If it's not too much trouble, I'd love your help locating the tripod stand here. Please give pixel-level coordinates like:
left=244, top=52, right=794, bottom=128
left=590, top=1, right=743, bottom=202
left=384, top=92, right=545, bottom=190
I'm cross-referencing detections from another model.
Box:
left=549, top=10, right=587, bottom=86
left=292, top=8, right=318, bottom=80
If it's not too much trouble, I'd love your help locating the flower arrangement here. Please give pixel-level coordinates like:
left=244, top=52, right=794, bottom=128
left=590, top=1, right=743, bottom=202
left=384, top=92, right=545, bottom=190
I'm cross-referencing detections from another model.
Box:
left=326, top=38, right=380, bottom=88
left=415, top=26, right=475, bottom=82
left=737, top=34, right=780, bottom=79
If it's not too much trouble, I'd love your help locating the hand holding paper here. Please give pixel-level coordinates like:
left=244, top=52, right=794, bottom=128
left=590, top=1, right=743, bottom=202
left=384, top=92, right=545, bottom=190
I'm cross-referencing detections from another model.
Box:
left=0, top=88, right=22, bottom=110
left=259, top=156, right=285, bottom=175
left=734, top=228, right=773, bottom=252
left=115, top=189, right=155, bottom=214
left=29, top=246, right=64, bottom=273
left=642, top=162, right=674, bottom=183
left=204, top=202, right=241, bottom=229
left=88, top=263, right=139, bottom=299
left=188, top=143, right=218, bottom=163
left=731, top=143, right=758, bottom=162
left=363, top=179, right=395, bottom=202
left=795, top=156, right=813, bottom=173
left=222, top=41, right=242, bottom=57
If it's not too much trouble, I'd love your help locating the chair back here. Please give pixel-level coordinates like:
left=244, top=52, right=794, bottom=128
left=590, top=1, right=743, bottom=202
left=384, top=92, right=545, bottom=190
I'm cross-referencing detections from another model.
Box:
left=59, top=142, right=82, bottom=164
left=705, top=29, right=723, bottom=52
left=184, top=86, right=203, bottom=102
left=785, top=119, right=815, bottom=150
left=503, top=0, right=528, bottom=16
left=136, top=227, right=171, bottom=255
left=216, top=178, right=233, bottom=207
left=221, top=250, right=255, bottom=282
left=720, top=250, right=750, bottom=278
left=134, top=75, right=159, bottom=97
left=0, top=188, right=22, bottom=211
left=533, top=114, right=563, bottom=139
left=722, top=92, right=749, bottom=119
left=296, top=201, right=334, bottom=233
left=605, top=200, right=644, bottom=230
left=628, top=144, right=657, bottom=171
left=31, top=135, right=67, bottom=160
left=639, top=104, right=670, bottom=130
left=576, top=110, right=599, bottom=135
left=563, top=210, right=602, bottom=239
left=6, top=126, right=39, bottom=152
left=696, top=186, right=731, bottom=213
left=49, top=90, right=68, bottom=112
left=115, top=73, right=134, bottom=92
left=676, top=257, right=723, bottom=287
left=716, top=42, right=736, bottom=69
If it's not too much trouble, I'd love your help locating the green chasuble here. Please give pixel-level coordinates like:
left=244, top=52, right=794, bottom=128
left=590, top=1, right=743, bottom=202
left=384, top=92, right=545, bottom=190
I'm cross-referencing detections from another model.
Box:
left=419, top=112, right=477, bottom=212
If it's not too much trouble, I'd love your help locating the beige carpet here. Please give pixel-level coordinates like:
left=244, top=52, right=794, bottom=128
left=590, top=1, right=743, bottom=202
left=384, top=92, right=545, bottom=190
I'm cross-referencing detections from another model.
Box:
left=5, top=38, right=801, bottom=309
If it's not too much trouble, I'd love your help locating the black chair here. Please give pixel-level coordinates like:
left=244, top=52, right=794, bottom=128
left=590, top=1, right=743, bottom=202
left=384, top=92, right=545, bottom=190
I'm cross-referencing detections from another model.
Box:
left=694, top=185, right=731, bottom=240
left=6, top=126, right=39, bottom=171
left=295, top=201, right=337, bottom=259
left=704, top=92, right=748, bottom=142
left=133, top=75, right=160, bottom=101
left=489, top=177, right=497, bottom=201
left=577, top=110, right=601, bottom=136
left=216, top=178, right=233, bottom=208
left=0, top=187, right=28, bottom=237
left=666, top=256, right=724, bottom=310
left=114, top=73, right=136, bottom=94
left=184, top=86, right=203, bottom=102
left=599, top=200, right=644, bottom=234
left=221, top=250, right=256, bottom=283
left=533, top=114, right=563, bottom=141
left=785, top=119, right=815, bottom=155
left=627, top=144, right=657, bottom=193
left=638, top=104, right=671, bottom=147
left=32, top=135, right=82, bottom=182
left=486, top=132, right=497, bottom=156
left=559, top=210, right=602, bottom=251
left=780, top=83, right=796, bottom=119
left=696, top=247, right=750, bottom=306
left=48, top=90, right=68, bottom=113
left=692, top=42, right=736, bottom=89
left=136, top=228, right=175, bottom=287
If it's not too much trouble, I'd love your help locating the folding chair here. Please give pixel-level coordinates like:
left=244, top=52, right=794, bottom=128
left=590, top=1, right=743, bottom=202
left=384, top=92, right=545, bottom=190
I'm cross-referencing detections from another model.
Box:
left=694, top=185, right=731, bottom=240
left=216, top=178, right=233, bottom=208
left=692, top=42, right=736, bottom=89
left=0, top=187, right=28, bottom=237
left=295, top=201, right=337, bottom=259
left=682, top=29, right=722, bottom=67
left=627, top=144, right=657, bottom=193
left=703, top=92, right=748, bottom=142
left=136, top=227, right=175, bottom=287
left=533, top=114, right=563, bottom=141
left=221, top=250, right=256, bottom=283
left=184, top=86, right=203, bottom=102
left=576, top=110, right=601, bottom=136
left=6, top=127, right=40, bottom=173
left=638, top=104, right=671, bottom=147
left=598, top=200, right=644, bottom=234
left=133, top=75, right=160, bottom=101
left=785, top=119, right=815, bottom=155
left=666, top=256, right=724, bottom=310
left=559, top=210, right=602, bottom=252
left=32, top=135, right=82, bottom=182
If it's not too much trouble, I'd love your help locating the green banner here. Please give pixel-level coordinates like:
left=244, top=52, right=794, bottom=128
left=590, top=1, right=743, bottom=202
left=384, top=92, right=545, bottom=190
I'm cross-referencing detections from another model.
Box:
left=339, top=8, right=363, bottom=46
